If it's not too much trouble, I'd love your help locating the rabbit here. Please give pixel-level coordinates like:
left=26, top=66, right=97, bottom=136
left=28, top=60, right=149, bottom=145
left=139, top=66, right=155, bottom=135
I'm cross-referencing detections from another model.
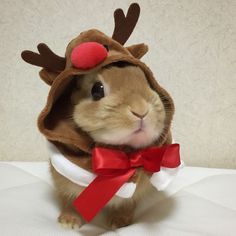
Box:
left=50, top=62, right=173, bottom=229
left=21, top=3, right=178, bottom=231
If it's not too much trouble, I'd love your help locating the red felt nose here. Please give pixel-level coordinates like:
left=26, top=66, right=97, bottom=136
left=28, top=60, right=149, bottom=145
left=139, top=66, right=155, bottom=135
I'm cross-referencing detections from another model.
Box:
left=71, top=42, right=108, bottom=70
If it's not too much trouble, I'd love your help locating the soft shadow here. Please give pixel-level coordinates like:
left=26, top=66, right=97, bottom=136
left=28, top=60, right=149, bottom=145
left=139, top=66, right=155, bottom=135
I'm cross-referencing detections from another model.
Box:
left=134, top=187, right=176, bottom=224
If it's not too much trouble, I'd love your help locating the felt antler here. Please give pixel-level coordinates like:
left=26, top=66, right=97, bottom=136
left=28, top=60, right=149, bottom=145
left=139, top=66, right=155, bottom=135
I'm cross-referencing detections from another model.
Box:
left=21, top=43, right=66, bottom=72
left=112, top=3, right=140, bottom=45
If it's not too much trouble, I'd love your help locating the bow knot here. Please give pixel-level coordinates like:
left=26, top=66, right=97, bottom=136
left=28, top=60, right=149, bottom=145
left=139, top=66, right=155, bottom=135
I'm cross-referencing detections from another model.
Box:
left=73, top=144, right=180, bottom=222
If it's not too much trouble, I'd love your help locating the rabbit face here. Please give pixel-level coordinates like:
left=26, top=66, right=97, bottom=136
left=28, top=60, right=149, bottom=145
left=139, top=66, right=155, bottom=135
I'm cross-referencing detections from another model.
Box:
left=72, top=65, right=165, bottom=148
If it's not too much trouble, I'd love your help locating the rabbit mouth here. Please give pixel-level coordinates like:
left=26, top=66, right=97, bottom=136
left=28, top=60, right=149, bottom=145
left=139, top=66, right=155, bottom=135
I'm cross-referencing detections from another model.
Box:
left=127, top=129, right=153, bottom=148
left=133, top=128, right=143, bottom=134
left=125, top=119, right=160, bottom=148
left=133, top=119, right=146, bottom=134
left=130, top=122, right=149, bottom=140
left=132, top=127, right=147, bottom=137
left=133, top=126, right=145, bottom=135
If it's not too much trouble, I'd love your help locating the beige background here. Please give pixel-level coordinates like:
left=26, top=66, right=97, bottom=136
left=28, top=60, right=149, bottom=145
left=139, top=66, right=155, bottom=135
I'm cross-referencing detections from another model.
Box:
left=0, top=0, right=235, bottom=168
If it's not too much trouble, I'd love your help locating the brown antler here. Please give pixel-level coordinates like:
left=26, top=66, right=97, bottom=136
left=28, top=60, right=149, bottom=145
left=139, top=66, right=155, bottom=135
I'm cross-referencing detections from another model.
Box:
left=21, top=43, right=66, bottom=72
left=112, top=3, right=140, bottom=45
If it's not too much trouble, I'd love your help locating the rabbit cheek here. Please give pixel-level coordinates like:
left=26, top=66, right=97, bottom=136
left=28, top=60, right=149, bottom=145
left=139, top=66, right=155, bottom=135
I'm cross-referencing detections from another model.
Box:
left=73, top=101, right=102, bottom=132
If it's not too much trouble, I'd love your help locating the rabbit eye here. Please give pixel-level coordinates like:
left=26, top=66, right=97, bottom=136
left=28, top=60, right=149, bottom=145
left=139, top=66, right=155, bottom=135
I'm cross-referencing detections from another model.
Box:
left=91, top=81, right=104, bottom=101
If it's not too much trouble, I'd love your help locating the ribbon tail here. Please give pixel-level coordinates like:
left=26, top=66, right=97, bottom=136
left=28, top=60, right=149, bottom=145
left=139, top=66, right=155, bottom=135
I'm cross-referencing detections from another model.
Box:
left=73, top=169, right=135, bottom=222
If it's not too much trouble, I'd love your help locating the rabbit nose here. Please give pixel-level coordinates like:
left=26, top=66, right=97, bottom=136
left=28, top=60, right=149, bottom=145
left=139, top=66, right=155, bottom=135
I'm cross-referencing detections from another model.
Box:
left=131, top=110, right=148, bottom=119
left=129, top=97, right=149, bottom=119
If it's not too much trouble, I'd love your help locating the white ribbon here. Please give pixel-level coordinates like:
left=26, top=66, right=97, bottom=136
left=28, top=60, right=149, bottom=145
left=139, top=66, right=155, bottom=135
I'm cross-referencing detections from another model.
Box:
left=48, top=142, right=183, bottom=198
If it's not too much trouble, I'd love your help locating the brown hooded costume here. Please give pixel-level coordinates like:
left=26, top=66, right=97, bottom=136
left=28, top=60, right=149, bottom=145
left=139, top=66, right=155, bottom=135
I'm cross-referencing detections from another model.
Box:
left=21, top=3, right=179, bottom=223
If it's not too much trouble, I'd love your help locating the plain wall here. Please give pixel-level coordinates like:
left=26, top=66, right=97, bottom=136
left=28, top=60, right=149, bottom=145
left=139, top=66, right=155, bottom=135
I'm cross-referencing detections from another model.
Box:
left=0, top=0, right=235, bottom=168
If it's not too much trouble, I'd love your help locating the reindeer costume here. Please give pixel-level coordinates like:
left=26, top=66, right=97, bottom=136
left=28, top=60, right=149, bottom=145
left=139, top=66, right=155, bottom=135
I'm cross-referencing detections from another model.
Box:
left=21, top=3, right=182, bottom=227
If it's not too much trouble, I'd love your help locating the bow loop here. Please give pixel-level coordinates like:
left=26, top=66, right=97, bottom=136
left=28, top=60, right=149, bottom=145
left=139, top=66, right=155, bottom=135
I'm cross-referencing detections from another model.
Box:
left=161, top=144, right=180, bottom=168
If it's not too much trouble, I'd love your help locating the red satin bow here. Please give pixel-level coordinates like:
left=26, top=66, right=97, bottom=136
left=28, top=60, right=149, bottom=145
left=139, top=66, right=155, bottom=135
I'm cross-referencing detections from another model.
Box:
left=73, top=143, right=180, bottom=222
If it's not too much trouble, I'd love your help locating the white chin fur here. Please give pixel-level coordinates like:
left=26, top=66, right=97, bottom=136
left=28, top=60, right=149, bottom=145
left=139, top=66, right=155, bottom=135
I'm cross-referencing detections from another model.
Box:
left=92, top=128, right=160, bottom=148
left=125, top=131, right=156, bottom=148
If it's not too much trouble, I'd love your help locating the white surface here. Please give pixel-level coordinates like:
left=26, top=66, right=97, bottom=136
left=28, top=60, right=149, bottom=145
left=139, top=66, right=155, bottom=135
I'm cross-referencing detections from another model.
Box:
left=0, top=0, right=236, bottom=168
left=0, top=162, right=236, bottom=235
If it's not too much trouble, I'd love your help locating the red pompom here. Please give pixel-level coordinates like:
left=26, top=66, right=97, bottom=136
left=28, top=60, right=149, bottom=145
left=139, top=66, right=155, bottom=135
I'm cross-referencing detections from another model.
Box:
left=71, top=42, right=108, bottom=70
